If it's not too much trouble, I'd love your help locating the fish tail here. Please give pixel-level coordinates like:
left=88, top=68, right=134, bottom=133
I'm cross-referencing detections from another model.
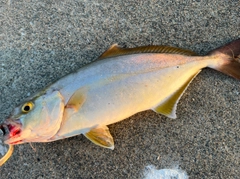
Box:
left=207, top=38, right=240, bottom=80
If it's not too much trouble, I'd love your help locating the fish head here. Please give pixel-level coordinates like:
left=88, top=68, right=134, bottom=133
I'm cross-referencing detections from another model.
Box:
left=0, top=90, right=65, bottom=145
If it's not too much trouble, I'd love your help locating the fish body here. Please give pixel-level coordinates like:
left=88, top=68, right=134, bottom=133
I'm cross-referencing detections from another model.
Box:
left=51, top=54, right=214, bottom=140
left=0, top=38, right=240, bottom=161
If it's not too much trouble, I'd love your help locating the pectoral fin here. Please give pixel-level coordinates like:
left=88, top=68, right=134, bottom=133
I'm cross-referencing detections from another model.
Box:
left=152, top=71, right=201, bottom=119
left=84, top=126, right=114, bottom=150
left=66, top=88, right=86, bottom=111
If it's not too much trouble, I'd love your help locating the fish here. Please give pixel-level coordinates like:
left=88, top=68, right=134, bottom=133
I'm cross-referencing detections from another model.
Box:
left=0, top=38, right=240, bottom=166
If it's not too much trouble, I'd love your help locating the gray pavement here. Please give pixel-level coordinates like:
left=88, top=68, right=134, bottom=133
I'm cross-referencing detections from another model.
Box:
left=0, top=0, right=239, bottom=178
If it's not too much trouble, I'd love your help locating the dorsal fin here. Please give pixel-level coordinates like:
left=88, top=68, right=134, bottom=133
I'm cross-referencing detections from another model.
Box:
left=99, top=44, right=198, bottom=60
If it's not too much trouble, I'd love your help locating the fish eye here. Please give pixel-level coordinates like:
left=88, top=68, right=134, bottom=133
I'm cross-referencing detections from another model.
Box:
left=21, top=102, right=34, bottom=113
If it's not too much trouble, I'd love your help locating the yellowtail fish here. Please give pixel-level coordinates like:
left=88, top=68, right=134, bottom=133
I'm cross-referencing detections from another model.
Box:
left=0, top=38, right=240, bottom=166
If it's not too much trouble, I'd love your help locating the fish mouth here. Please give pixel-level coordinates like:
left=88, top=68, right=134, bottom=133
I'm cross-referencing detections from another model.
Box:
left=0, top=120, right=22, bottom=145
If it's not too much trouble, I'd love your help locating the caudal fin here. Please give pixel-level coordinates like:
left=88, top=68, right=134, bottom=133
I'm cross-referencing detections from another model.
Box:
left=208, top=38, right=240, bottom=80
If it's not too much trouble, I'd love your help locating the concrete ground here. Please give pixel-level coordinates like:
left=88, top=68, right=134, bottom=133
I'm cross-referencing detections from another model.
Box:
left=0, top=0, right=239, bottom=178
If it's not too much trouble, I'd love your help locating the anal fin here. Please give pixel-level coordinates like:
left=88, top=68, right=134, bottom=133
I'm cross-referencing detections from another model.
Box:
left=152, top=71, right=201, bottom=119
left=84, top=126, right=114, bottom=150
